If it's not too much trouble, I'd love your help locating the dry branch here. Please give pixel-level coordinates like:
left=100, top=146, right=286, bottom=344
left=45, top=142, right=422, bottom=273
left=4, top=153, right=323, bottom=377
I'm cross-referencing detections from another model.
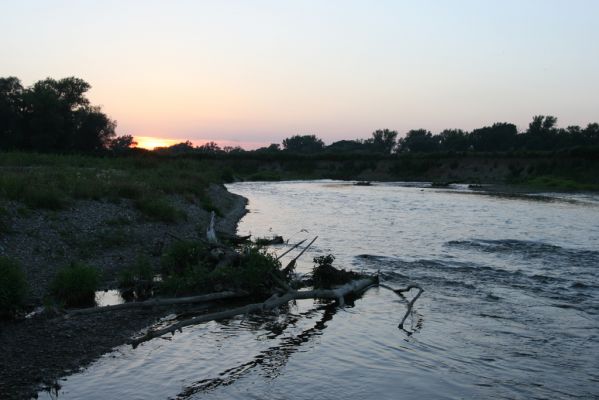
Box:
left=129, top=276, right=377, bottom=347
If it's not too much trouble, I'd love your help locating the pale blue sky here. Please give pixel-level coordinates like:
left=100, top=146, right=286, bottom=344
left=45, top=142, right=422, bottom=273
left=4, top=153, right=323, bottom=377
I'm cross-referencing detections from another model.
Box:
left=1, top=0, right=598, bottom=147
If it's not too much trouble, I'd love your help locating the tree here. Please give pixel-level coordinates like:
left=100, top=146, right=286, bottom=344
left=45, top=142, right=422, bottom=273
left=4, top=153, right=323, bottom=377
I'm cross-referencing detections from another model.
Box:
left=437, top=129, right=470, bottom=152
left=109, top=134, right=137, bottom=153
left=282, top=134, right=325, bottom=153
left=370, top=129, right=398, bottom=154
left=0, top=77, right=24, bottom=149
left=470, top=123, right=517, bottom=152
left=0, top=76, right=117, bottom=152
left=397, top=129, right=438, bottom=153
left=197, top=141, right=222, bottom=153
left=523, top=115, right=559, bottom=150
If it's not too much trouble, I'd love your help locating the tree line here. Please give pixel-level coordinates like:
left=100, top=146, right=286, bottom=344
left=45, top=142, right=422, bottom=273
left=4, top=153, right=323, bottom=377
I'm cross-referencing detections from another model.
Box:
left=2, top=76, right=598, bottom=155
left=0, top=76, right=133, bottom=152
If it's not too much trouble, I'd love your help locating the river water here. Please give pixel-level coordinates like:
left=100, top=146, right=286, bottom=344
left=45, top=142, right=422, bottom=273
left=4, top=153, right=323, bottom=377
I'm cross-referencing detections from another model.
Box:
left=40, top=181, right=599, bottom=399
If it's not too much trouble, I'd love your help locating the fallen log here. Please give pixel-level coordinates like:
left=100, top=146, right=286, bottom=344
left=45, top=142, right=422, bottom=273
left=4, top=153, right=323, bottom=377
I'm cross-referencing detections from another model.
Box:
left=129, top=276, right=378, bottom=347
left=66, top=290, right=248, bottom=317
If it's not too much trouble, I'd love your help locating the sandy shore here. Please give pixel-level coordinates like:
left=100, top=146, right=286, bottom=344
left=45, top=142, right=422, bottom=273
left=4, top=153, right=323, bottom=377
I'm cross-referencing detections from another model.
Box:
left=0, top=184, right=248, bottom=399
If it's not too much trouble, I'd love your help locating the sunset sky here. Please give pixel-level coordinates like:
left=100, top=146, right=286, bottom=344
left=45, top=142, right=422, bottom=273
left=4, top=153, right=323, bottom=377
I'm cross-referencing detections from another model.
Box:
left=1, top=1, right=598, bottom=149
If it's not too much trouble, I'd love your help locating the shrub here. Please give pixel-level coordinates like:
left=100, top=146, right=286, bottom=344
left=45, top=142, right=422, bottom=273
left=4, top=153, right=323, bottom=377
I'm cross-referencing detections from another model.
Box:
left=159, top=242, right=283, bottom=296
left=50, top=262, right=100, bottom=307
left=0, top=257, right=28, bottom=318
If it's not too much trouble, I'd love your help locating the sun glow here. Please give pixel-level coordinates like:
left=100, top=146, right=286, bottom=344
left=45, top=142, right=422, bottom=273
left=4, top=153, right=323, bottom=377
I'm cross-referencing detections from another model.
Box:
left=134, top=136, right=182, bottom=150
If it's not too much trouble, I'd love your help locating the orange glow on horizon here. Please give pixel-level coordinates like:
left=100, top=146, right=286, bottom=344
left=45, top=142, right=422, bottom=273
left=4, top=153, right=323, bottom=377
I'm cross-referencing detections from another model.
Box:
left=134, top=136, right=183, bottom=150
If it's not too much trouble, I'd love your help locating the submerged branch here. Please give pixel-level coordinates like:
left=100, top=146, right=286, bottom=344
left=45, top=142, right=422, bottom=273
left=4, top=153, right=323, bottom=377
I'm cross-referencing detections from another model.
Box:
left=129, top=276, right=377, bottom=347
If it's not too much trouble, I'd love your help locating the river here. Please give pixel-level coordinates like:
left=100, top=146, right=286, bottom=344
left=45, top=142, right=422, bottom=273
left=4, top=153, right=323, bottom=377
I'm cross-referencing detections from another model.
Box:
left=39, top=181, right=599, bottom=399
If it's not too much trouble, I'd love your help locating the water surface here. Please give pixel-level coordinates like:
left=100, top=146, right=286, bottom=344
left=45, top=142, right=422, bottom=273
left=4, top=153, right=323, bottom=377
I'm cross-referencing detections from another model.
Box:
left=41, top=181, right=599, bottom=399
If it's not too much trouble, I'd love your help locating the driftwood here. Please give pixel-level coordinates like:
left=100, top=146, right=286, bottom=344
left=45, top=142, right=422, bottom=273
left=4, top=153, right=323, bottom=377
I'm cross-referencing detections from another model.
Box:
left=129, top=276, right=377, bottom=347
left=282, top=236, right=318, bottom=275
left=380, top=283, right=424, bottom=330
left=66, top=291, right=248, bottom=317
left=396, top=285, right=424, bottom=329
left=276, top=239, right=307, bottom=260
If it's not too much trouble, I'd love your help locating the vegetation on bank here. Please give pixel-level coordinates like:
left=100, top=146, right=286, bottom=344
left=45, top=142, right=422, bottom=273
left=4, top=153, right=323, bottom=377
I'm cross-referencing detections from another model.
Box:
left=0, top=257, right=28, bottom=318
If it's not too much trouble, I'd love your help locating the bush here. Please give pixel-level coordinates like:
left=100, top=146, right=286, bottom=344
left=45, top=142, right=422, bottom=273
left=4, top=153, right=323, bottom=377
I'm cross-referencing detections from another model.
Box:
left=50, top=262, right=100, bottom=307
left=159, top=242, right=283, bottom=296
left=0, top=257, right=28, bottom=318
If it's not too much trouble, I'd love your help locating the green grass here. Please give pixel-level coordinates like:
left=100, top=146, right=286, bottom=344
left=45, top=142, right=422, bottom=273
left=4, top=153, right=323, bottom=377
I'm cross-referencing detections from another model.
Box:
left=49, top=262, right=100, bottom=308
left=135, top=196, right=186, bottom=222
left=521, top=176, right=599, bottom=191
left=0, top=257, right=28, bottom=318
left=0, top=152, right=224, bottom=211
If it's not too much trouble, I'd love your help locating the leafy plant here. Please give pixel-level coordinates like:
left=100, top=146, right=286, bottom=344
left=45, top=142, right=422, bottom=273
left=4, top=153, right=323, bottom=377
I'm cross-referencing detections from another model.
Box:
left=49, top=262, right=100, bottom=307
left=0, top=257, right=28, bottom=318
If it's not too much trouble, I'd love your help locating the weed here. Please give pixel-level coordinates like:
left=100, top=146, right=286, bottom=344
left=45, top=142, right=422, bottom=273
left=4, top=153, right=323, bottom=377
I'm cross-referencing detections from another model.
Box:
left=49, top=262, right=100, bottom=307
left=0, top=257, right=28, bottom=318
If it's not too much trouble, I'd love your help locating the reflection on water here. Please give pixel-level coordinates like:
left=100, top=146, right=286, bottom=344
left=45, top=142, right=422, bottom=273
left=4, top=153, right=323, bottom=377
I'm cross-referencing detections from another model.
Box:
left=40, top=181, right=599, bottom=399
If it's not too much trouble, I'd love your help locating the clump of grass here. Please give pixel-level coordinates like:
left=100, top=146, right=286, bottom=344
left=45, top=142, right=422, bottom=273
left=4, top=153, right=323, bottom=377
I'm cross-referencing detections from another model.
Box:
left=0, top=257, right=28, bottom=318
left=49, top=262, right=100, bottom=307
left=135, top=196, right=186, bottom=222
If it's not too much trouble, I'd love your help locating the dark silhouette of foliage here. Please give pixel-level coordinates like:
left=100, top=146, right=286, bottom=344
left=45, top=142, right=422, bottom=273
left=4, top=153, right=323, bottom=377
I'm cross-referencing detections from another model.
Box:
left=0, top=76, right=117, bottom=152
left=370, top=129, right=398, bottom=153
left=397, top=129, right=438, bottom=153
left=470, top=123, right=517, bottom=152
left=282, top=134, right=325, bottom=153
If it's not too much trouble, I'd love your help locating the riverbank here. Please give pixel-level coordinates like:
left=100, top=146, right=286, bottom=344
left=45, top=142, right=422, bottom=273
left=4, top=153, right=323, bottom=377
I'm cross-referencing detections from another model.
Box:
left=0, top=182, right=248, bottom=399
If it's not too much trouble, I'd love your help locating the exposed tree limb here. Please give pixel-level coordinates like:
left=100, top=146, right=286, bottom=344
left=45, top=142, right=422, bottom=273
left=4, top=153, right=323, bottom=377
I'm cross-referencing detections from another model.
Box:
left=283, top=236, right=318, bottom=274
left=66, top=291, right=248, bottom=317
left=129, top=276, right=377, bottom=347
left=276, top=239, right=307, bottom=260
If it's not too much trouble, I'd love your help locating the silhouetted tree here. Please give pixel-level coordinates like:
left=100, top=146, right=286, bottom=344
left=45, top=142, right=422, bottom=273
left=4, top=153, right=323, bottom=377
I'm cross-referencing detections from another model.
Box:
left=197, top=141, right=222, bottom=153
left=282, top=134, right=325, bottom=153
left=470, top=122, right=517, bottom=152
left=109, top=134, right=137, bottom=153
left=370, top=129, right=398, bottom=154
left=0, top=77, right=24, bottom=149
left=326, top=139, right=368, bottom=153
left=437, top=129, right=470, bottom=152
left=0, top=76, right=116, bottom=152
left=523, top=115, right=559, bottom=150
left=397, top=129, right=438, bottom=152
